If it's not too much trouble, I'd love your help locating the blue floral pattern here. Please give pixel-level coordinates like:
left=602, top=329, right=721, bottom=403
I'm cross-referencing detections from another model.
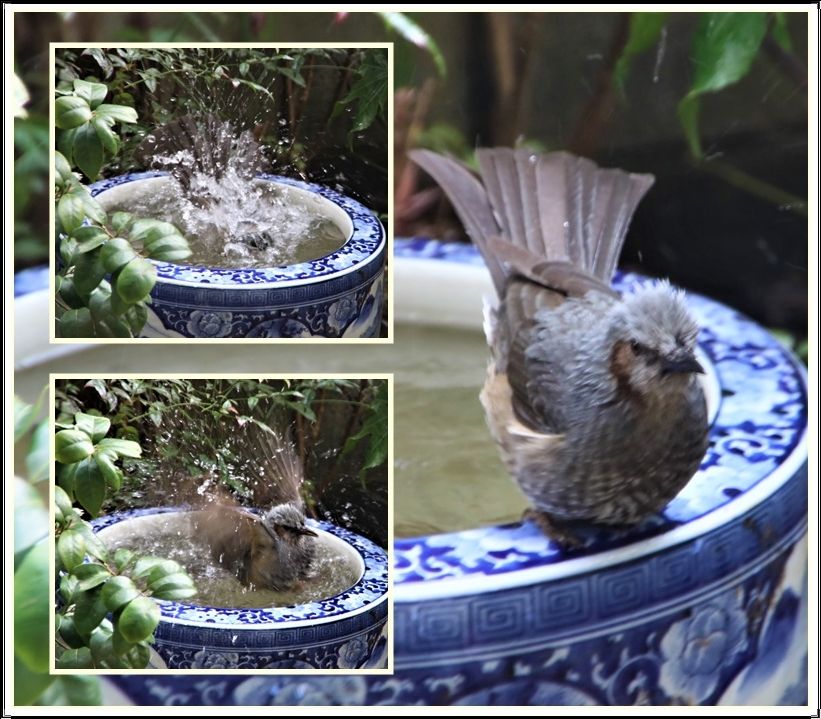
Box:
left=89, top=173, right=386, bottom=338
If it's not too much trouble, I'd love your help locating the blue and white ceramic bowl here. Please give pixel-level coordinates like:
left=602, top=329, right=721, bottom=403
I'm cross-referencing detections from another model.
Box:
left=89, top=173, right=386, bottom=339
left=100, top=240, right=807, bottom=705
left=92, top=508, right=389, bottom=670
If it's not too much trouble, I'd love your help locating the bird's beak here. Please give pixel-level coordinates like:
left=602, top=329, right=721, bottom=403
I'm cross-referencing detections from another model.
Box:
left=297, top=526, right=318, bottom=537
left=661, top=353, right=704, bottom=375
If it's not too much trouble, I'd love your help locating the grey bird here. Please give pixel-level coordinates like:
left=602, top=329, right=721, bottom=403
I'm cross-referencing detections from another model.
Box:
left=410, top=148, right=709, bottom=545
left=201, top=422, right=317, bottom=589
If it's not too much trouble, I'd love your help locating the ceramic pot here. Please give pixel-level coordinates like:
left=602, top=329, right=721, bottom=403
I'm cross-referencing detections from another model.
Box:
left=88, top=172, right=386, bottom=338
left=92, top=508, right=389, bottom=670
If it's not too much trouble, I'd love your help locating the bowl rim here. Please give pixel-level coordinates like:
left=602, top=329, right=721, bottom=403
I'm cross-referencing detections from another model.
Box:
left=391, top=238, right=809, bottom=602
left=89, top=172, right=386, bottom=289
left=91, top=507, right=389, bottom=629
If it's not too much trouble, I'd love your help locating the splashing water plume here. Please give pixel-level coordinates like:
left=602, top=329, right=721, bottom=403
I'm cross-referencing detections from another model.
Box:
left=112, top=115, right=346, bottom=269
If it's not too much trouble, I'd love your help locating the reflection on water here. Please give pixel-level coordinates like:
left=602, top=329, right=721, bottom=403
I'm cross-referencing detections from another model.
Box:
left=19, top=323, right=528, bottom=536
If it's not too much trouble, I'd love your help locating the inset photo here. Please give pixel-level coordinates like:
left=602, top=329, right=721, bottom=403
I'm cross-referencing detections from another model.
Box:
left=51, top=376, right=390, bottom=673
left=51, top=45, right=390, bottom=340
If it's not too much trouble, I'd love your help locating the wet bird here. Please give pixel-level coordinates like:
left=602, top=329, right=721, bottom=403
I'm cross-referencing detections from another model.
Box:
left=201, top=422, right=317, bottom=590
left=410, top=148, right=709, bottom=545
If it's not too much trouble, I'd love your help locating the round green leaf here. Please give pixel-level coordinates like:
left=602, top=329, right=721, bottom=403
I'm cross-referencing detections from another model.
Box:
left=117, top=596, right=160, bottom=643
left=56, top=614, right=86, bottom=649
left=125, top=642, right=151, bottom=669
left=55, top=95, right=92, bottom=129
left=101, top=575, right=140, bottom=612
left=58, top=308, right=94, bottom=338
left=95, top=103, right=138, bottom=124
left=115, top=258, right=156, bottom=303
left=71, top=225, right=109, bottom=253
left=56, top=527, right=86, bottom=572
left=14, top=542, right=50, bottom=672
left=73, top=78, right=108, bottom=108
left=54, top=151, right=74, bottom=185
left=100, top=237, right=137, bottom=273
left=113, top=548, right=136, bottom=572
left=57, top=189, right=89, bottom=234
left=14, top=655, right=56, bottom=705
left=73, top=590, right=108, bottom=637
left=144, top=235, right=191, bottom=263
left=54, top=485, right=75, bottom=521
left=75, top=522, right=109, bottom=563
left=55, top=429, right=94, bottom=463
left=149, top=572, right=196, bottom=600
left=110, top=211, right=134, bottom=234
left=96, top=437, right=142, bottom=458
left=74, top=412, right=111, bottom=442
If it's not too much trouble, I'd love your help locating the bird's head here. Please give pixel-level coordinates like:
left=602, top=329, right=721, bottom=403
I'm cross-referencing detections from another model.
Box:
left=262, top=501, right=318, bottom=542
left=607, top=281, right=703, bottom=396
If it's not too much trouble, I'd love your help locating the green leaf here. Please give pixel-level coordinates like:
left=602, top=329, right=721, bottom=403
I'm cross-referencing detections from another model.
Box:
left=678, top=12, right=767, bottom=158
left=73, top=589, right=108, bottom=637
left=71, top=562, right=111, bottom=592
left=132, top=556, right=174, bottom=580
left=14, top=654, right=55, bottom=706
left=72, top=122, right=104, bottom=180
left=55, top=675, right=103, bottom=705
left=125, top=303, right=148, bottom=335
left=72, top=246, right=107, bottom=296
left=101, top=575, right=141, bottom=612
left=74, top=522, right=109, bottom=563
left=55, top=429, right=94, bottom=463
left=95, top=103, right=138, bottom=124
left=114, top=258, right=156, bottom=304
left=74, top=412, right=111, bottom=442
left=58, top=308, right=94, bottom=338
left=25, top=420, right=50, bottom=483
left=92, top=116, right=120, bottom=155
left=14, top=395, right=41, bottom=442
left=59, top=574, right=80, bottom=605
left=149, top=572, right=196, bottom=600
left=95, top=452, right=123, bottom=491
left=74, top=457, right=106, bottom=517
left=55, top=95, right=92, bottom=129
left=110, top=211, right=134, bottom=234
left=14, top=478, right=48, bottom=557
left=100, top=237, right=137, bottom=273
left=113, top=548, right=136, bottom=572
left=334, top=50, right=388, bottom=136
left=14, top=542, right=50, bottom=672
left=771, top=13, right=792, bottom=51
left=56, top=614, right=87, bottom=649
left=613, top=12, right=668, bottom=91
left=73, top=79, right=108, bottom=109
left=56, top=648, right=93, bottom=669
left=144, top=234, right=191, bottom=263
left=117, top=596, right=160, bottom=643
left=96, top=437, right=142, bottom=458
left=70, top=225, right=109, bottom=253
left=54, top=150, right=74, bottom=185
left=57, top=187, right=90, bottom=234
left=54, top=485, right=75, bottom=520
left=380, top=13, right=446, bottom=77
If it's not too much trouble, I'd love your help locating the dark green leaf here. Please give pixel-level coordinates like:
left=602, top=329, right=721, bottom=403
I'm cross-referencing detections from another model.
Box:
left=74, top=412, right=111, bottom=442
left=113, top=548, right=136, bottom=572
left=54, top=485, right=75, bottom=520
left=56, top=614, right=86, bottom=649
left=70, top=225, right=109, bottom=253
left=58, top=308, right=94, bottom=338
left=110, top=211, right=134, bottom=234
left=54, top=150, right=74, bottom=185
left=144, top=234, right=191, bottom=262
left=74, top=457, right=106, bottom=517
left=56, top=648, right=93, bottom=669
left=95, top=452, right=123, bottom=491
left=14, top=542, right=50, bottom=672
left=771, top=13, right=792, bottom=51
left=73, top=589, right=108, bottom=637
left=72, top=246, right=106, bottom=296
left=101, top=575, right=141, bottom=612
left=114, top=258, right=156, bottom=303
left=117, top=596, right=160, bottom=643
left=71, top=562, right=111, bottom=592
left=55, top=95, right=92, bottom=129
left=74, top=522, right=109, bottom=562
left=72, top=122, right=104, bottom=180
left=614, top=13, right=668, bottom=91
left=100, top=237, right=137, bottom=273
left=59, top=574, right=80, bottom=605
left=83, top=47, right=114, bottom=79
left=54, top=429, right=94, bottom=463
left=92, top=116, right=119, bottom=154
left=125, top=302, right=148, bottom=335
left=57, top=187, right=90, bottom=233
left=678, top=12, right=767, bottom=157
left=14, top=654, right=55, bottom=705
left=149, top=572, right=196, bottom=600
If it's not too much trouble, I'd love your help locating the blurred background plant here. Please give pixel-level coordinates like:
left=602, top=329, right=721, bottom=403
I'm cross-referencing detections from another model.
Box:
left=14, top=10, right=807, bottom=356
left=54, top=378, right=389, bottom=546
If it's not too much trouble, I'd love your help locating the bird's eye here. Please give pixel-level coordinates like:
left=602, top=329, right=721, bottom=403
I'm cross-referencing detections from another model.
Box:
left=630, top=340, right=642, bottom=354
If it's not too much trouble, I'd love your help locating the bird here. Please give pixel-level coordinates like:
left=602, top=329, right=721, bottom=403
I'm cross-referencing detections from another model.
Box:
left=409, top=148, right=709, bottom=546
left=200, top=421, right=317, bottom=590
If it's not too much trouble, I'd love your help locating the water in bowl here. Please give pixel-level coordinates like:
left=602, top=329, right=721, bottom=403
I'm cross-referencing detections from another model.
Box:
left=97, top=175, right=346, bottom=270
left=100, top=513, right=362, bottom=609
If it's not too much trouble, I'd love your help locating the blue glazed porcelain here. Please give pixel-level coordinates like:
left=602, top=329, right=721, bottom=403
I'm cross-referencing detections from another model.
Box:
left=92, top=508, right=389, bottom=670
left=89, top=173, right=386, bottom=338
left=107, top=240, right=807, bottom=705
